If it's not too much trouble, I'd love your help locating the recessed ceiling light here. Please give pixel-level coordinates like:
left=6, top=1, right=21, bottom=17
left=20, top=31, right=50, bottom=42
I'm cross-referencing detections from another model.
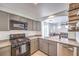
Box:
left=33, top=3, right=38, bottom=5
left=33, top=0, right=39, bottom=5
left=48, top=16, right=54, bottom=19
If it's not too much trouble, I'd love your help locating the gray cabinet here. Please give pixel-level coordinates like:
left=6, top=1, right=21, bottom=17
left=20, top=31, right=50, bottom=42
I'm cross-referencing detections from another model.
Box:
left=32, top=21, right=41, bottom=31
left=39, top=39, right=57, bottom=56
left=30, top=39, right=35, bottom=54
left=30, top=39, right=39, bottom=54
left=48, top=41, right=57, bottom=56
left=0, top=11, right=9, bottom=31
left=20, top=17, right=28, bottom=22
left=39, top=39, right=48, bottom=54
left=34, top=39, right=39, bottom=52
left=9, top=14, right=28, bottom=23
left=77, top=48, right=79, bottom=56
left=36, top=21, right=41, bottom=31
left=9, top=14, right=20, bottom=21
left=32, top=20, right=37, bottom=31
left=27, top=19, right=33, bottom=31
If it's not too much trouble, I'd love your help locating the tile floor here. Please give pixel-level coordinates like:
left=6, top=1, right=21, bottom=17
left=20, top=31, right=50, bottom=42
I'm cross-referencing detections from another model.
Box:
left=31, top=50, right=47, bottom=56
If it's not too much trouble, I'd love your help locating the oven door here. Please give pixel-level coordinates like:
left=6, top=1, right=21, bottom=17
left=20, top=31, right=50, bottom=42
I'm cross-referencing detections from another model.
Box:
left=11, top=42, right=30, bottom=56
left=19, top=42, right=30, bottom=56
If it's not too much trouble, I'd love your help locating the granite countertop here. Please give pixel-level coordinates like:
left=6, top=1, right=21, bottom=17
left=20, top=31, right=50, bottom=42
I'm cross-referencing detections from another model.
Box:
left=0, top=40, right=11, bottom=49
left=43, top=37, right=79, bottom=47
left=28, top=36, right=79, bottom=47
left=0, top=35, right=79, bottom=49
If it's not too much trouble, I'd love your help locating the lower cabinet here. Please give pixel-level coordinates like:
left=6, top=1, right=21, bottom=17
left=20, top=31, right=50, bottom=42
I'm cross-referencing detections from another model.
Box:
left=34, top=39, right=39, bottom=52
left=60, top=44, right=74, bottom=56
left=77, top=48, right=79, bottom=56
left=30, top=39, right=38, bottom=54
left=39, top=39, right=49, bottom=54
left=0, top=46, right=11, bottom=56
left=31, top=38, right=57, bottom=56
left=39, top=39, right=57, bottom=56
left=48, top=41, right=57, bottom=56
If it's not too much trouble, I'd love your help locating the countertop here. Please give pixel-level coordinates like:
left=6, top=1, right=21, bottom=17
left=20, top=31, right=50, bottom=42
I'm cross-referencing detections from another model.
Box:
left=0, top=35, right=41, bottom=49
left=0, top=40, right=11, bottom=49
left=42, top=37, right=79, bottom=47
left=28, top=36, right=79, bottom=47
left=0, top=36, right=79, bottom=49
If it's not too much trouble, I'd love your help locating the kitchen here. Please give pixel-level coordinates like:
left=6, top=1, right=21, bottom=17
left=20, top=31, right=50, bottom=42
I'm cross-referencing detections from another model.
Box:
left=0, top=3, right=79, bottom=56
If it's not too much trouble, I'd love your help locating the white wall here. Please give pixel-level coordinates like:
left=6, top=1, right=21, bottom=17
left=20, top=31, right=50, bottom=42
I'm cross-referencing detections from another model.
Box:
left=0, top=30, right=41, bottom=40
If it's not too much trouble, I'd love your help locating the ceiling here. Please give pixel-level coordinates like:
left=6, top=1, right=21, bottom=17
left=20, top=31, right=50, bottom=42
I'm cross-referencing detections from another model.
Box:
left=43, top=16, right=68, bottom=24
left=0, top=3, right=69, bottom=21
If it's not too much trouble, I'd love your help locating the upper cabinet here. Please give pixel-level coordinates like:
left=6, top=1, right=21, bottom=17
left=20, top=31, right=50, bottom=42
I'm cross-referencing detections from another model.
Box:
left=32, top=20, right=41, bottom=31
left=0, top=11, right=9, bottom=31
left=9, top=14, right=41, bottom=31
left=36, top=21, right=41, bottom=31
left=32, top=20, right=37, bottom=31
left=9, top=14, right=28, bottom=30
left=0, top=11, right=41, bottom=31
left=9, top=14, right=28, bottom=22
left=9, top=14, right=20, bottom=21
left=27, top=19, right=33, bottom=31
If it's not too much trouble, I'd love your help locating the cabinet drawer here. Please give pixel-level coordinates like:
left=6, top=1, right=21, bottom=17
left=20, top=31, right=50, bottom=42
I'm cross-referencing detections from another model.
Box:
left=0, top=46, right=11, bottom=56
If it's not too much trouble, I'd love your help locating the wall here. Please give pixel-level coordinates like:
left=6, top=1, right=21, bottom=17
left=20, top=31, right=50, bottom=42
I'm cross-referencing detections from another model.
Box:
left=0, top=30, right=41, bottom=40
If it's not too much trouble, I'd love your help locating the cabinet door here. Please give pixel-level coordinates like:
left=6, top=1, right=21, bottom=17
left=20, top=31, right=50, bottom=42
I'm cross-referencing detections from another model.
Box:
left=30, top=39, right=38, bottom=54
left=48, top=41, right=57, bottom=56
left=9, top=14, right=20, bottom=21
left=27, top=19, right=33, bottom=30
left=36, top=21, right=41, bottom=31
left=20, top=17, right=28, bottom=22
left=30, top=39, right=35, bottom=54
left=39, top=39, right=48, bottom=54
left=59, top=44, right=73, bottom=56
left=0, top=46, right=11, bottom=56
left=0, top=11, right=9, bottom=31
left=77, top=47, right=79, bottom=56
left=32, top=20, right=37, bottom=31
left=34, top=39, right=39, bottom=51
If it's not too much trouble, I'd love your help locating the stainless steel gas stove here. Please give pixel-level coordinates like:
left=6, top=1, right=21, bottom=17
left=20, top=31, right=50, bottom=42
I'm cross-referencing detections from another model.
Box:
left=10, top=34, right=30, bottom=56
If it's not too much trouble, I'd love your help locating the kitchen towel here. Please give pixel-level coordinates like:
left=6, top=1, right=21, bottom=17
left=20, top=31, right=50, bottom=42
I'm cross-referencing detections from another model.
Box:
left=20, top=44, right=26, bottom=54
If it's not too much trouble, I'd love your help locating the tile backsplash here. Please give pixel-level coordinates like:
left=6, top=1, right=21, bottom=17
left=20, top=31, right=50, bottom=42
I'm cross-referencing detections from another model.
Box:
left=68, top=32, right=76, bottom=40
left=0, top=30, right=41, bottom=40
